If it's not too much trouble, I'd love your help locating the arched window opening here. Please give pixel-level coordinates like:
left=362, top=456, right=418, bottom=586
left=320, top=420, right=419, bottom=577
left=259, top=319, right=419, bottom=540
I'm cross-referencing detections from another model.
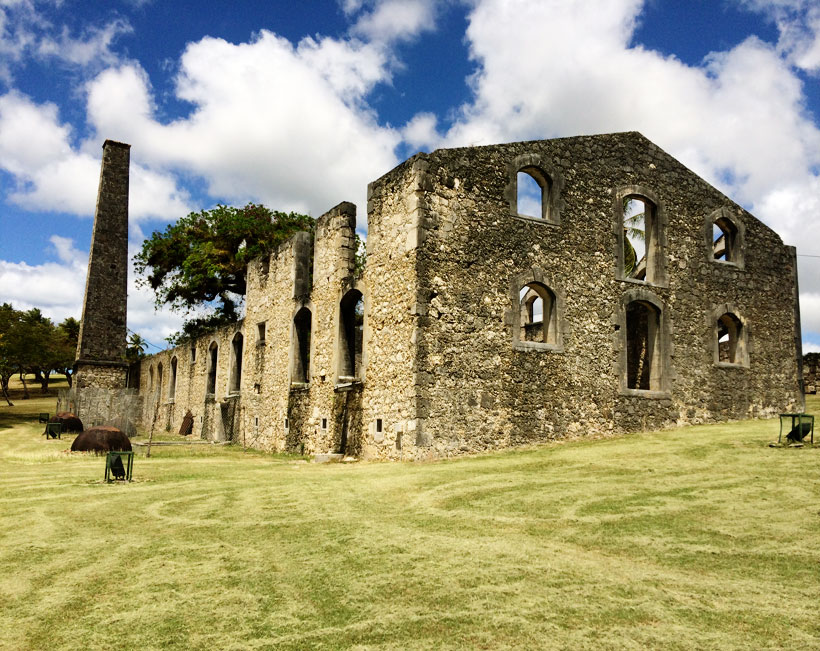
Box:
left=148, top=365, right=154, bottom=392
left=339, top=289, right=364, bottom=380
left=169, top=357, right=177, bottom=401
left=616, top=189, right=665, bottom=285
left=156, top=362, right=164, bottom=402
left=625, top=300, right=662, bottom=391
left=519, top=283, right=556, bottom=344
left=717, top=313, right=743, bottom=364
left=293, top=308, right=312, bottom=384
left=713, top=217, right=738, bottom=262
left=207, top=342, right=218, bottom=395
left=622, top=197, right=649, bottom=281
left=507, top=155, right=562, bottom=225
left=516, top=167, right=552, bottom=220
left=229, top=333, right=243, bottom=394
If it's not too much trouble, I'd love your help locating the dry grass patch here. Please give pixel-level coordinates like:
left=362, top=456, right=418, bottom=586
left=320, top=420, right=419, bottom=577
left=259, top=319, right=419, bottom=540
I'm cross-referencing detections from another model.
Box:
left=1, top=395, right=819, bottom=649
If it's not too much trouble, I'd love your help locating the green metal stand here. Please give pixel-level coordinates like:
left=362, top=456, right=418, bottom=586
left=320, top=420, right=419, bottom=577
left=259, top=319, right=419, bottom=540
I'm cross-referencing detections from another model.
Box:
left=44, top=422, right=62, bottom=439
left=105, top=451, right=134, bottom=482
left=778, top=413, right=814, bottom=444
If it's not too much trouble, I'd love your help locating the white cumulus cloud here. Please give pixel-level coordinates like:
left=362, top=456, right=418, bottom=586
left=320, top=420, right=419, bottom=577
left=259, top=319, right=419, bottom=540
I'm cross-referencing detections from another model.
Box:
left=735, top=0, right=820, bottom=72
left=0, top=90, right=191, bottom=219
left=36, top=18, right=132, bottom=67
left=350, top=0, right=439, bottom=44
left=84, top=31, right=401, bottom=218
left=0, top=1, right=132, bottom=82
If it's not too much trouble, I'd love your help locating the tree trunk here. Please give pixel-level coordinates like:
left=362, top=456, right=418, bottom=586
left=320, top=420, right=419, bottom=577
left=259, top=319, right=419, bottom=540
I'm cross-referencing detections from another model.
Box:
left=65, top=370, right=73, bottom=388
left=1, top=382, right=12, bottom=406
left=146, top=392, right=161, bottom=458
left=19, top=371, right=29, bottom=399
left=39, top=370, right=50, bottom=394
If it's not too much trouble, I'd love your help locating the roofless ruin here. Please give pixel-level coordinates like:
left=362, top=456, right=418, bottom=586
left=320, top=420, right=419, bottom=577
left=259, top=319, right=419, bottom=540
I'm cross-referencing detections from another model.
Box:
left=76, top=134, right=805, bottom=459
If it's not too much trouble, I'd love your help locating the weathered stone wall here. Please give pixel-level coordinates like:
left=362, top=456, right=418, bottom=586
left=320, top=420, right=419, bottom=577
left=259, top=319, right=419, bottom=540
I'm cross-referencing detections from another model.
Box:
left=58, top=386, right=140, bottom=435
left=405, top=132, right=802, bottom=456
left=139, top=320, right=244, bottom=441
left=75, top=140, right=130, bottom=389
left=73, top=364, right=129, bottom=391
left=136, top=132, right=802, bottom=458
left=357, top=157, right=428, bottom=459
left=282, top=202, right=361, bottom=454
left=804, top=353, right=820, bottom=394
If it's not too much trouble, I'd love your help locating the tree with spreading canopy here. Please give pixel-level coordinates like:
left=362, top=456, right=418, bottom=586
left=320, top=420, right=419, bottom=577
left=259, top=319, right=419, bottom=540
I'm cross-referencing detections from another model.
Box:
left=134, top=204, right=314, bottom=342
left=0, top=304, right=79, bottom=403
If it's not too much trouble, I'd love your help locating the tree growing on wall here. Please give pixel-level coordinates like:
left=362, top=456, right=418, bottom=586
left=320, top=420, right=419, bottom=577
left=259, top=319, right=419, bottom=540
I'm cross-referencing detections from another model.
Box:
left=135, top=203, right=313, bottom=342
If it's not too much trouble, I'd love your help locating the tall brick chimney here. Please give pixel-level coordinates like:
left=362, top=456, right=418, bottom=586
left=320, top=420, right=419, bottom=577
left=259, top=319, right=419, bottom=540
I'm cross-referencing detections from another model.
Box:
left=74, top=140, right=131, bottom=390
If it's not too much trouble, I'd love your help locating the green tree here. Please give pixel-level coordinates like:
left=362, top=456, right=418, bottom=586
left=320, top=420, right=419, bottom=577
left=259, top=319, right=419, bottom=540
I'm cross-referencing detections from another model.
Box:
left=0, top=303, right=18, bottom=405
left=0, top=306, right=79, bottom=399
left=54, top=317, right=80, bottom=387
left=353, top=232, right=366, bottom=279
left=126, top=332, right=148, bottom=363
left=135, top=203, right=313, bottom=340
left=18, top=308, right=63, bottom=395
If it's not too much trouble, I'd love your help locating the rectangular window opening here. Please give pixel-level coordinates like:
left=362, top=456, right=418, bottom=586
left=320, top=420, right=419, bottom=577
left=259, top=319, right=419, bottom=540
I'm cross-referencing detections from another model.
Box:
left=625, top=301, right=662, bottom=391
left=339, top=290, right=364, bottom=379
left=293, top=308, right=312, bottom=383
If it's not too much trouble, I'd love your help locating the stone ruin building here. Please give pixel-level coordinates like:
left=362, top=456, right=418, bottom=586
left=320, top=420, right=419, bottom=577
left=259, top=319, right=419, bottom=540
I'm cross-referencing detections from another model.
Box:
left=77, top=132, right=805, bottom=460
left=803, top=353, right=819, bottom=394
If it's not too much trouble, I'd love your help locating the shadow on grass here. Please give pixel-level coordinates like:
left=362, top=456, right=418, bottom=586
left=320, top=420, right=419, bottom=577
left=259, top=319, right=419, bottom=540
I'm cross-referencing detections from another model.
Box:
left=0, top=392, right=60, bottom=431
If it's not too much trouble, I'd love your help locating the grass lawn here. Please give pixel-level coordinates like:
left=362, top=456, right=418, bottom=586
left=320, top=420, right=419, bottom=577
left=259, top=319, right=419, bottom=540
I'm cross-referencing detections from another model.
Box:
left=1, top=385, right=819, bottom=650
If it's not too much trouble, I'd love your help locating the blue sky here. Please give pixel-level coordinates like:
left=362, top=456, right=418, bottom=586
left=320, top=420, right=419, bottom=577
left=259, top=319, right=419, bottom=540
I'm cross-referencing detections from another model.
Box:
left=1, top=0, right=819, bottom=352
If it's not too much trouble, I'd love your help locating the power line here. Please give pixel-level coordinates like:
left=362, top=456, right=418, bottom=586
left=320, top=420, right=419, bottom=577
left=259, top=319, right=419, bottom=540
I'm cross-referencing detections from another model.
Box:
left=126, top=327, right=164, bottom=351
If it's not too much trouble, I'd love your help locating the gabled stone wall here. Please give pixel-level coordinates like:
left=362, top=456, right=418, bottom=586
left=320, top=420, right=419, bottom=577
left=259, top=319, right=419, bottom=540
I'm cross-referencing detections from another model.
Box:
left=406, top=132, right=802, bottom=456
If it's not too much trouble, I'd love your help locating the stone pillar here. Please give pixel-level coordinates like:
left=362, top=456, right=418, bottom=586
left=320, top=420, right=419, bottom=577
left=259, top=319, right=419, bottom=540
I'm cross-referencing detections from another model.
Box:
left=74, top=140, right=131, bottom=390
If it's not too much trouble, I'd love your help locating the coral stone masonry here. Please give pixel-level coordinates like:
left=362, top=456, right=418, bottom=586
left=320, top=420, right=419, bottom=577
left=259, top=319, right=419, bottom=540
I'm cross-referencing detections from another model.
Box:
left=135, top=132, right=803, bottom=459
left=74, top=139, right=130, bottom=390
